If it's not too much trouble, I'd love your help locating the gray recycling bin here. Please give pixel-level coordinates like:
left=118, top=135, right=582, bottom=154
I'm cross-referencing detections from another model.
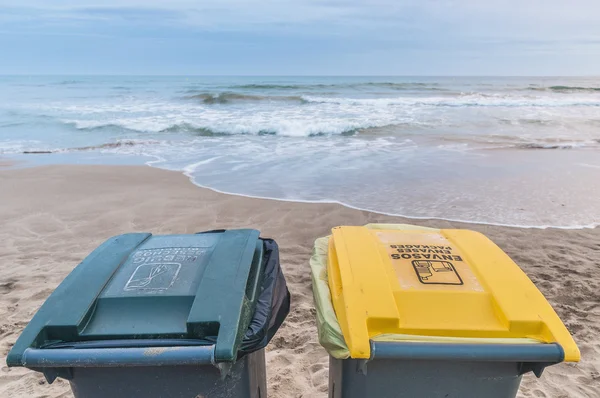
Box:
left=7, top=229, right=290, bottom=398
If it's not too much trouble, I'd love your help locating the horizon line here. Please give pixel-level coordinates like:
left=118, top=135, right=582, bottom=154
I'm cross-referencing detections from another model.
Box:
left=1, top=74, right=599, bottom=78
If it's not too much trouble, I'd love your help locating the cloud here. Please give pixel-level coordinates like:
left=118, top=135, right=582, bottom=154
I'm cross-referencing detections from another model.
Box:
left=74, top=7, right=185, bottom=21
left=1, top=1, right=599, bottom=74
left=2, top=1, right=600, bottom=39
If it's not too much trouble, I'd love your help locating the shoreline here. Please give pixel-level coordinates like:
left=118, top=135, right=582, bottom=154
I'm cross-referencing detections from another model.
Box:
left=0, top=164, right=599, bottom=397
left=5, top=155, right=600, bottom=230
left=180, top=171, right=600, bottom=231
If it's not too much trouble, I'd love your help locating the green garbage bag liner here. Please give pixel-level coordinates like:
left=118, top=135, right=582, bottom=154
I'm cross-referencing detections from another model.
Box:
left=310, top=224, right=439, bottom=359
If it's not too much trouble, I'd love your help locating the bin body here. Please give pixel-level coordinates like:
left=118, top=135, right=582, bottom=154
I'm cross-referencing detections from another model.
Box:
left=329, top=357, right=521, bottom=398
left=7, top=229, right=288, bottom=398
left=328, top=341, right=562, bottom=398
left=69, top=349, right=266, bottom=398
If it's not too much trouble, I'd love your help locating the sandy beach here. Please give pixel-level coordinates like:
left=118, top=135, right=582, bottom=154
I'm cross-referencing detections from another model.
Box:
left=0, top=164, right=598, bottom=398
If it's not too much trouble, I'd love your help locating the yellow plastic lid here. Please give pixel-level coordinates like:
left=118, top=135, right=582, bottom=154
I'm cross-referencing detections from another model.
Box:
left=327, top=226, right=579, bottom=361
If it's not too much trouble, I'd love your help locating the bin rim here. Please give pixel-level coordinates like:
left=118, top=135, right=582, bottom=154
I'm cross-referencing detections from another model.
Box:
left=40, top=338, right=215, bottom=350
left=21, top=344, right=216, bottom=368
left=370, top=340, right=564, bottom=363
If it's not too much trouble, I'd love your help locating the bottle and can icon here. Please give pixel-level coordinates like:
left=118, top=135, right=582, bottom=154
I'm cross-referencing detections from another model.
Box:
left=412, top=260, right=463, bottom=285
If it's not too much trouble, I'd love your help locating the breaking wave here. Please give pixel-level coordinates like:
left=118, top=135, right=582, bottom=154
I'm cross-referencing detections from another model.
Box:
left=529, top=85, right=600, bottom=93
left=183, top=92, right=306, bottom=104
left=178, top=90, right=600, bottom=107
left=302, top=95, right=600, bottom=107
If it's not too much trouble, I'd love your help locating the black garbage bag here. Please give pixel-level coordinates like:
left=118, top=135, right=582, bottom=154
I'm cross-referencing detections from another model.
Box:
left=239, top=238, right=290, bottom=357
left=195, top=230, right=291, bottom=358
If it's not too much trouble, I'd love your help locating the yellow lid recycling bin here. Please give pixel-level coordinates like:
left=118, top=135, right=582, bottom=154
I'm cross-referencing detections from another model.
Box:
left=314, top=224, right=579, bottom=398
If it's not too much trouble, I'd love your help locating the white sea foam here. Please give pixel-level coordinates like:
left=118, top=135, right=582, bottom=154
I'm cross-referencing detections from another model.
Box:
left=35, top=88, right=599, bottom=139
left=0, top=140, right=55, bottom=154
left=578, top=163, right=600, bottom=169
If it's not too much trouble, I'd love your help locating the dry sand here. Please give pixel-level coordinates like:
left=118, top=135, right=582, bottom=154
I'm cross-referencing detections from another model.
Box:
left=0, top=165, right=598, bottom=398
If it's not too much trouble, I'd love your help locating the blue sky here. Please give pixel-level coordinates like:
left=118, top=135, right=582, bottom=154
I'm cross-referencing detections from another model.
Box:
left=1, top=1, right=599, bottom=75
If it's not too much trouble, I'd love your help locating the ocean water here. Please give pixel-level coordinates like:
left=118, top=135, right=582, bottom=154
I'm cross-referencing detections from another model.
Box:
left=1, top=75, right=600, bottom=228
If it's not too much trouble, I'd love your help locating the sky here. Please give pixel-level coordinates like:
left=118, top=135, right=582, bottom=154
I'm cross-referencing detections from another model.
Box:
left=1, top=1, right=599, bottom=75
